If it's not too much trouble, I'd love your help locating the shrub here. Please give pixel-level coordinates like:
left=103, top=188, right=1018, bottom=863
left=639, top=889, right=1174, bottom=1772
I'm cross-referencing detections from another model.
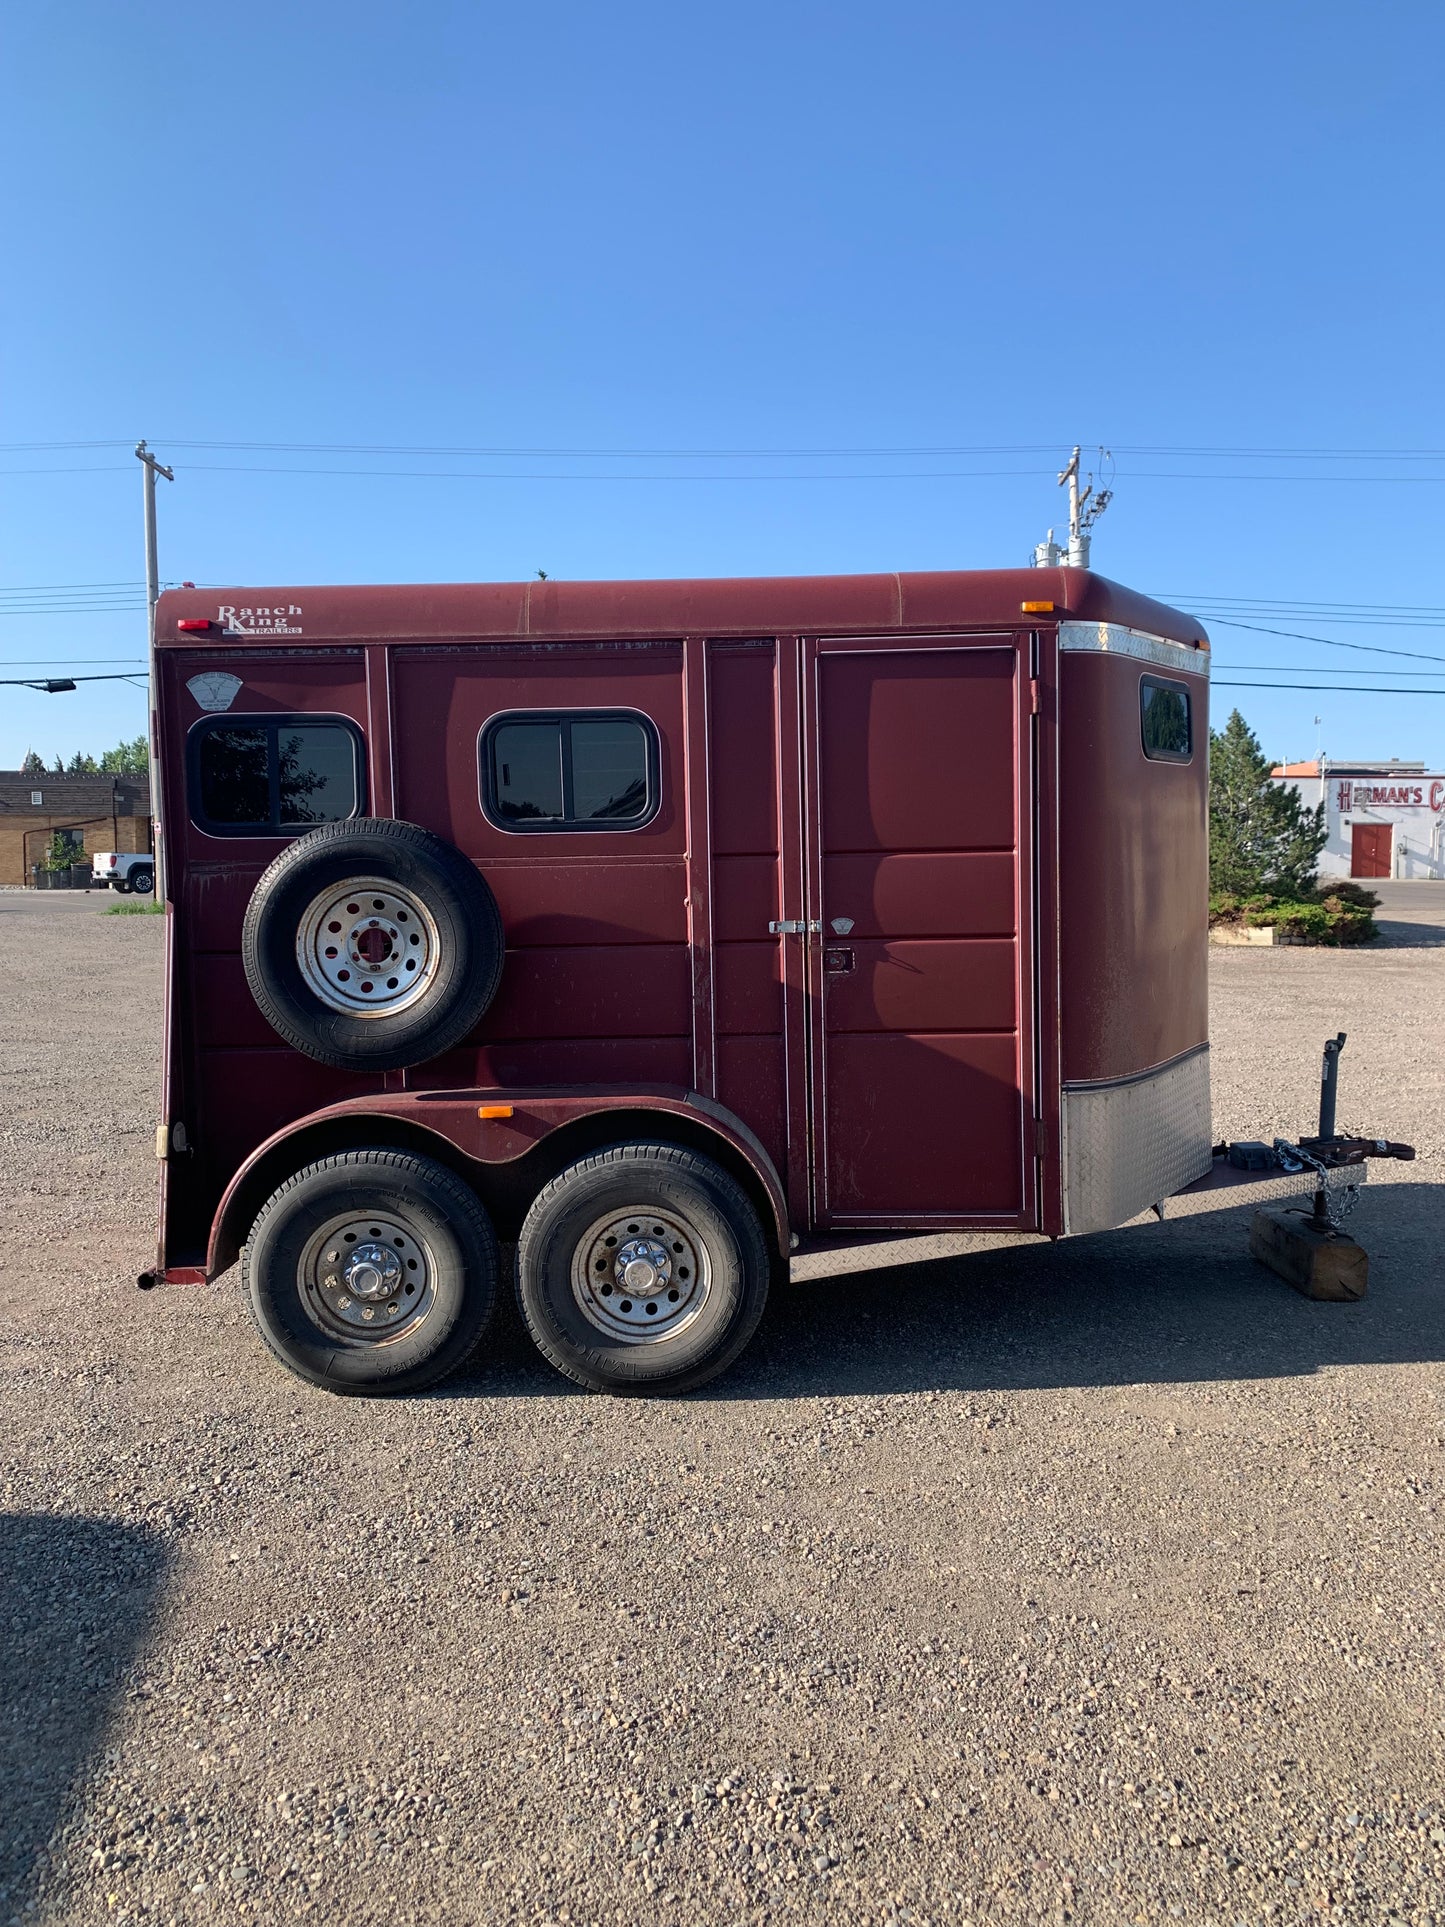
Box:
left=1213, top=886, right=1377, bottom=945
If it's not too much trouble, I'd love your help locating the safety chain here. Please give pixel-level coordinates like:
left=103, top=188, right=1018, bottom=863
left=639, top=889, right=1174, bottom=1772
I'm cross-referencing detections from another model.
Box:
left=1273, top=1138, right=1363, bottom=1229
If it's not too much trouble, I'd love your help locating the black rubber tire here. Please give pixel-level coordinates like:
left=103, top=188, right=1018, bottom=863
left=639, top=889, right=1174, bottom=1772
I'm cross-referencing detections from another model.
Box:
left=129, top=867, right=154, bottom=896
left=515, top=1143, right=771, bottom=1394
left=241, top=818, right=504, bottom=1072
left=242, top=1149, right=498, bottom=1395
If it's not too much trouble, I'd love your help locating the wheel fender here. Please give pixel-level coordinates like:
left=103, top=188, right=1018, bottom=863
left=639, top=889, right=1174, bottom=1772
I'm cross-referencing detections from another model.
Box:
left=205, top=1088, right=791, bottom=1281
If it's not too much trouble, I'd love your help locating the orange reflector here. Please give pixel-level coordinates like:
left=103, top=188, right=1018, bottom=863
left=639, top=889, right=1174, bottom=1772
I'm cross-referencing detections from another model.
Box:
left=1021, top=600, right=1054, bottom=614
left=477, top=1104, right=514, bottom=1120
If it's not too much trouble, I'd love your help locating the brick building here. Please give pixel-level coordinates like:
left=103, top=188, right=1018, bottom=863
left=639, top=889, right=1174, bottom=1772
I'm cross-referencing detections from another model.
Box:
left=0, top=771, right=153, bottom=886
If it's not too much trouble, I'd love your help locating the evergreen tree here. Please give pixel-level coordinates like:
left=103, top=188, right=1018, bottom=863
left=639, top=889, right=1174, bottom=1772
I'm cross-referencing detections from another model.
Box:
left=20, top=749, right=45, bottom=774
left=1209, top=708, right=1326, bottom=896
left=99, top=735, right=149, bottom=774
left=66, top=750, right=99, bottom=773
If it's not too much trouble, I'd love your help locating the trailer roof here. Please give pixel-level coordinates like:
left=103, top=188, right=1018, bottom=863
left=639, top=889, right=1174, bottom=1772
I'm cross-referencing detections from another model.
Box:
left=154, top=567, right=1207, bottom=651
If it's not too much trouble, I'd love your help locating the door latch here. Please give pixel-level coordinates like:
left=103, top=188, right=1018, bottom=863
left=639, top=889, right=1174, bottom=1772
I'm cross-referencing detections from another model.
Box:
left=768, top=919, right=820, bottom=936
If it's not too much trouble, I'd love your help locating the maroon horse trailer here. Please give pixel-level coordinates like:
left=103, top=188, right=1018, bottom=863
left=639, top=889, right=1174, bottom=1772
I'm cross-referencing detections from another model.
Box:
left=142, top=568, right=1406, bottom=1396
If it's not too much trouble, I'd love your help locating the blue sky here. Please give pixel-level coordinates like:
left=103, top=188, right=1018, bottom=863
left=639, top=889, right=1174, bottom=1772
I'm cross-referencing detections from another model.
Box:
left=3, top=0, right=1444, bottom=770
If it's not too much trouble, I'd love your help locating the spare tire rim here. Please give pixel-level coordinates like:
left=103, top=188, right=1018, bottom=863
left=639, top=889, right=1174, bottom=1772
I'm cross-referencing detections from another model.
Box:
left=296, top=876, right=443, bottom=1017
left=570, top=1206, right=711, bottom=1343
left=298, top=1210, right=437, bottom=1343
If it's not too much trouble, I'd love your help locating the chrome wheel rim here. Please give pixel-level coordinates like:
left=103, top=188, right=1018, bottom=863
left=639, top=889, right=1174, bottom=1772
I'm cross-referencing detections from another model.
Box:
left=296, top=876, right=441, bottom=1017
left=570, top=1206, right=710, bottom=1343
left=297, top=1210, right=437, bottom=1343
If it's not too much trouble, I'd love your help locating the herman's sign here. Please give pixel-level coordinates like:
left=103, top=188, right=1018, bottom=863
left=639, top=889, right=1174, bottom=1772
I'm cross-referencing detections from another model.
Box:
left=1335, top=779, right=1445, bottom=812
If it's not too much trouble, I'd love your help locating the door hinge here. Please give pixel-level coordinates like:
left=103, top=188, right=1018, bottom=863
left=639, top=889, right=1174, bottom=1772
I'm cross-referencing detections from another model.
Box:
left=1029, top=676, right=1042, bottom=715
left=1029, top=1115, right=1053, bottom=1159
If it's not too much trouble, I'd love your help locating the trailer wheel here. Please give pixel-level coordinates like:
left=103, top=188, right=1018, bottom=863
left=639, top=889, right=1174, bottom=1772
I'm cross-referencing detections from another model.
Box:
left=242, top=818, right=504, bottom=1072
left=242, top=1148, right=498, bottom=1394
left=515, top=1143, right=771, bottom=1394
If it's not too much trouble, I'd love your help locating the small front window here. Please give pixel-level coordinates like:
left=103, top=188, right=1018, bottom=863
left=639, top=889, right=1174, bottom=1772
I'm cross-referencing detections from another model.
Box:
left=190, top=717, right=363, bottom=834
left=1140, top=676, right=1192, bottom=762
left=480, top=711, right=659, bottom=832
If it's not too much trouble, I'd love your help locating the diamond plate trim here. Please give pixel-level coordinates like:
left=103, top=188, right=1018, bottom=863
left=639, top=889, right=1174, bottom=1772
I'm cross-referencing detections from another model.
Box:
left=1063, top=1045, right=1213, bottom=1235
left=1058, top=622, right=1210, bottom=679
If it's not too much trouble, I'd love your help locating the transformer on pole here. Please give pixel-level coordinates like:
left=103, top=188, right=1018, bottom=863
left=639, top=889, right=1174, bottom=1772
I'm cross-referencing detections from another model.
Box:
left=1033, top=446, right=1113, bottom=568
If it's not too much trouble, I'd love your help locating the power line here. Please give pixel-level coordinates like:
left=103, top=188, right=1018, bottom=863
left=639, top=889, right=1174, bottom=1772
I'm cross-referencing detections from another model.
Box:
left=1213, top=662, right=1445, bottom=678
left=1199, top=618, right=1445, bottom=666
left=10, top=436, right=1445, bottom=458
left=1214, top=681, right=1445, bottom=694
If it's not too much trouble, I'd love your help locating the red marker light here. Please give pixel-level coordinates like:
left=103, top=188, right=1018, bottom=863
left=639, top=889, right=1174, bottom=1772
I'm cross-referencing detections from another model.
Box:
left=176, top=618, right=212, bottom=632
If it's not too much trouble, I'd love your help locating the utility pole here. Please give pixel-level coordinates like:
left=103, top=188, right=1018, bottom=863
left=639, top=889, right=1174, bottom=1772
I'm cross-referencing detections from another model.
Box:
left=135, top=442, right=174, bottom=898
left=136, top=441, right=173, bottom=618
left=1032, top=447, right=1113, bottom=569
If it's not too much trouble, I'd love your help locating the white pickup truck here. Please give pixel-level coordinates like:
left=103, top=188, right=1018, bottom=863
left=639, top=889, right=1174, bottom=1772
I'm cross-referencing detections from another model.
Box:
left=93, top=852, right=155, bottom=895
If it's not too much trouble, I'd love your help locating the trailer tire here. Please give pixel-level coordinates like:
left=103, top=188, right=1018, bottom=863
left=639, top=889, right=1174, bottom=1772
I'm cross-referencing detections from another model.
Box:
left=515, top=1143, right=771, bottom=1394
left=242, top=818, right=504, bottom=1072
left=242, top=1148, right=499, bottom=1395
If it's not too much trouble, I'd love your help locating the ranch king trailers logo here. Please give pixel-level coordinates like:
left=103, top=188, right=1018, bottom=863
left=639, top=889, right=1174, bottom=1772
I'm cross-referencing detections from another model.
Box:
left=216, top=603, right=304, bottom=637
left=1336, top=779, right=1445, bottom=811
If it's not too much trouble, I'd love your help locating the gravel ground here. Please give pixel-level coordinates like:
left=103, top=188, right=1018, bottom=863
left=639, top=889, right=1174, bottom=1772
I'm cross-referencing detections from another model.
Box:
left=1, top=889, right=1442, bottom=1927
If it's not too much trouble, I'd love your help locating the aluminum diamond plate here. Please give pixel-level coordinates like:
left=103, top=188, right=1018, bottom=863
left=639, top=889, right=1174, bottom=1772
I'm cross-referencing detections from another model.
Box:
left=1063, top=1045, right=1213, bottom=1235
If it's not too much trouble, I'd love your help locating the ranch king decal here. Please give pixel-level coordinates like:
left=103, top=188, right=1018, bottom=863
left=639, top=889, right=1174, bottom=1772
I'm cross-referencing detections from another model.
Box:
left=217, top=603, right=304, bottom=637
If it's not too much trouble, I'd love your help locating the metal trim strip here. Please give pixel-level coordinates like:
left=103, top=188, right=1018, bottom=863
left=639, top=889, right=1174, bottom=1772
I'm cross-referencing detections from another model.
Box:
left=1062, top=1039, right=1210, bottom=1096
left=1058, top=621, right=1210, bottom=678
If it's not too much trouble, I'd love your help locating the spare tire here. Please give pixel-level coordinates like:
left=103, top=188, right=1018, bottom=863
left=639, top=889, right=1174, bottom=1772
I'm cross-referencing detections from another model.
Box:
left=242, top=819, right=504, bottom=1072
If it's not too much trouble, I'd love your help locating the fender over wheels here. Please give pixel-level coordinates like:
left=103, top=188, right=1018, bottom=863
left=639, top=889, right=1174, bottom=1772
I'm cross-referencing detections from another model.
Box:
left=242, top=818, right=504, bottom=1072
left=242, top=1148, right=499, bottom=1395
left=515, top=1143, right=772, bottom=1394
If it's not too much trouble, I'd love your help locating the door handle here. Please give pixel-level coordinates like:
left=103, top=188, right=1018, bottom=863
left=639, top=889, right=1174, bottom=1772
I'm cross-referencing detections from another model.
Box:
left=768, top=919, right=820, bottom=936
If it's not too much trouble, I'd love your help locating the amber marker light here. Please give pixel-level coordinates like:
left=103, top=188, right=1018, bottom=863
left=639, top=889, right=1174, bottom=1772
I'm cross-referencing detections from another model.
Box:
left=1020, top=600, right=1054, bottom=614
left=477, top=1104, right=514, bottom=1120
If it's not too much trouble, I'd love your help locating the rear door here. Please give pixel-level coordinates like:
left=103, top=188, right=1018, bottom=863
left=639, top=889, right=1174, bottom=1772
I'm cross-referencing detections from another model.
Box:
left=803, top=635, right=1033, bottom=1227
left=1351, top=822, right=1392, bottom=878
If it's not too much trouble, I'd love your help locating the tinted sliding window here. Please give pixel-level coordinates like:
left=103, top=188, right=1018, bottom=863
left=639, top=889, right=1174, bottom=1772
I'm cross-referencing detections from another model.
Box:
left=481, top=710, right=659, bottom=832
left=190, top=717, right=363, bottom=834
left=1140, top=676, right=1192, bottom=762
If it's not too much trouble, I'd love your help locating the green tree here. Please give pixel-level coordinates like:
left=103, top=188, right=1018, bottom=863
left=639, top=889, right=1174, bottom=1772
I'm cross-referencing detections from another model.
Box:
left=20, top=749, right=45, bottom=775
left=99, top=735, right=149, bottom=774
left=66, top=750, right=99, bottom=773
left=1209, top=708, right=1326, bottom=896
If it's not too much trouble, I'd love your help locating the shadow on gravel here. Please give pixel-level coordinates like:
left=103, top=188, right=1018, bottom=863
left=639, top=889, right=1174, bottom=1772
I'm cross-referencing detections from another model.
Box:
left=1374, top=920, right=1445, bottom=949
left=448, top=1181, right=1445, bottom=1402
left=735, top=1180, right=1445, bottom=1399
left=0, top=1515, right=170, bottom=1922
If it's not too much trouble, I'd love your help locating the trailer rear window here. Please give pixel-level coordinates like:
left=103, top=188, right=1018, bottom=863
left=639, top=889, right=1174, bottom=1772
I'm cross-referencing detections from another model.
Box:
left=1140, top=677, right=1192, bottom=762
left=190, top=717, right=363, bottom=834
left=480, top=711, right=659, bottom=832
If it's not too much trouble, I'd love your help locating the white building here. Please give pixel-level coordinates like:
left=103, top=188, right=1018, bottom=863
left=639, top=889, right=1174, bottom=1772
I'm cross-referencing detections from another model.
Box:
left=1270, top=758, right=1445, bottom=880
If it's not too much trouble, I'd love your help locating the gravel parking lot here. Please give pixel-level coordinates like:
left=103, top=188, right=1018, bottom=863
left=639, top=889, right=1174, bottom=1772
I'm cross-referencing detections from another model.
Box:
left=2, top=889, right=1442, bottom=1927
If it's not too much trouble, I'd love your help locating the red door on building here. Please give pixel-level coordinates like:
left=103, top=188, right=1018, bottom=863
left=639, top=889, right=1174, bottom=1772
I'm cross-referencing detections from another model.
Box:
left=804, top=638, right=1032, bottom=1227
left=1351, top=822, right=1392, bottom=878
